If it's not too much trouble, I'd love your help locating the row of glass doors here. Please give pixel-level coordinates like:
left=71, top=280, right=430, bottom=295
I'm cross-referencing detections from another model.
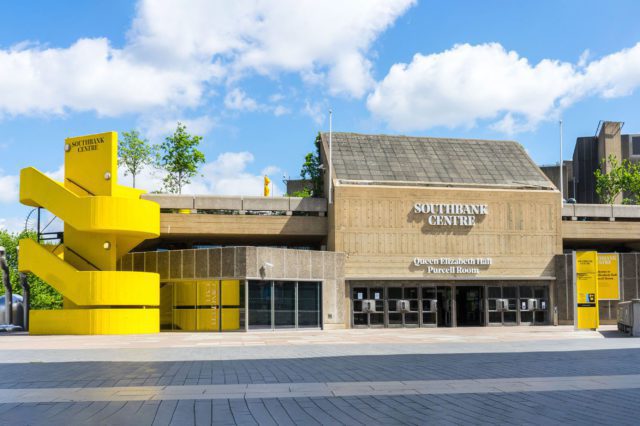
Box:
left=352, top=283, right=549, bottom=328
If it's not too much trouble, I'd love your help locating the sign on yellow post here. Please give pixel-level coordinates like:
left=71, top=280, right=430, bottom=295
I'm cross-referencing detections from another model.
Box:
left=574, top=251, right=599, bottom=329
left=598, top=253, right=620, bottom=300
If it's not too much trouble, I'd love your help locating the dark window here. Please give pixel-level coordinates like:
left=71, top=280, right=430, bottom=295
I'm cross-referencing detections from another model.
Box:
left=632, top=136, right=640, bottom=155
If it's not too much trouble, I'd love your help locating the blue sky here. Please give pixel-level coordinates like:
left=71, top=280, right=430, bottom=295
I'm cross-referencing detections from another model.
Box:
left=1, top=0, right=640, bottom=231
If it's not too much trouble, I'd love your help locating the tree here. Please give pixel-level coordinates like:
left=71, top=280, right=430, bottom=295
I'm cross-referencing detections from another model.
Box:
left=158, top=122, right=206, bottom=194
left=594, top=155, right=640, bottom=205
left=299, top=132, right=324, bottom=197
left=0, top=230, right=62, bottom=310
left=118, top=130, right=156, bottom=188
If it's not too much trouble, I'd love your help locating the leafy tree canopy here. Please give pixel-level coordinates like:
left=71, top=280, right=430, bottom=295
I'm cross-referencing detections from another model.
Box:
left=0, top=230, right=62, bottom=310
left=118, top=130, right=156, bottom=188
left=158, top=122, right=206, bottom=194
left=594, top=155, right=640, bottom=204
left=298, top=132, right=324, bottom=197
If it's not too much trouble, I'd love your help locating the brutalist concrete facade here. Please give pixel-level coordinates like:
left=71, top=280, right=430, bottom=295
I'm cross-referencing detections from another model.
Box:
left=555, top=253, right=640, bottom=325
left=119, top=247, right=347, bottom=329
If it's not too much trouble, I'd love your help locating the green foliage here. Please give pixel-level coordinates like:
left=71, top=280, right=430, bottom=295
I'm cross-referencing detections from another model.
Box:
left=299, top=132, right=324, bottom=197
left=0, top=230, right=62, bottom=310
left=594, top=155, right=640, bottom=205
left=290, top=187, right=313, bottom=198
left=158, top=122, right=206, bottom=194
left=118, top=130, right=156, bottom=188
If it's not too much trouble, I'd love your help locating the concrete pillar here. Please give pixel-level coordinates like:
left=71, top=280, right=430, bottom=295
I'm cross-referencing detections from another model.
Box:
left=598, top=121, right=623, bottom=204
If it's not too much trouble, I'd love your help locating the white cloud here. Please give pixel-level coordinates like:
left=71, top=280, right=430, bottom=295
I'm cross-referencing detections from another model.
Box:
left=119, top=151, right=282, bottom=196
left=0, top=217, right=25, bottom=234
left=132, top=0, right=415, bottom=98
left=0, top=0, right=414, bottom=119
left=303, top=100, right=325, bottom=125
left=272, top=105, right=290, bottom=117
left=137, top=115, right=216, bottom=143
left=224, top=88, right=259, bottom=111
left=0, top=38, right=214, bottom=118
left=367, top=42, right=640, bottom=133
left=0, top=172, right=19, bottom=203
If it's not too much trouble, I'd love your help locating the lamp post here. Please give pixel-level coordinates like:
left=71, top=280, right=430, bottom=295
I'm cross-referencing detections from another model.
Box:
left=559, top=120, right=564, bottom=203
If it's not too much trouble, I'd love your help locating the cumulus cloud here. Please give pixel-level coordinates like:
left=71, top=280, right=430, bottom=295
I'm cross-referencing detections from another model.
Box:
left=0, top=0, right=414, bottom=119
left=0, top=217, right=25, bottom=234
left=367, top=42, right=640, bottom=133
left=224, top=88, right=259, bottom=111
left=137, top=115, right=216, bottom=143
left=0, top=172, right=19, bottom=203
left=119, top=151, right=281, bottom=196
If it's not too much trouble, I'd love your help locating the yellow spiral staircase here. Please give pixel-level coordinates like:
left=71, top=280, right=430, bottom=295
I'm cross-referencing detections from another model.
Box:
left=18, top=132, right=160, bottom=334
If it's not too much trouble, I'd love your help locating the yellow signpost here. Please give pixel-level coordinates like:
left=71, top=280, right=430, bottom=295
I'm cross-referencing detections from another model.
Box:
left=574, top=251, right=599, bottom=329
left=18, top=132, right=160, bottom=334
left=597, top=253, right=620, bottom=300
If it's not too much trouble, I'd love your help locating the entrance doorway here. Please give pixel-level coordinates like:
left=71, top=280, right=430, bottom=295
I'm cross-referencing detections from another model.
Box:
left=456, top=286, right=484, bottom=326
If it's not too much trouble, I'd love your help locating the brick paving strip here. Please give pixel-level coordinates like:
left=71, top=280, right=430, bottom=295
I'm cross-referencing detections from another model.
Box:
left=0, top=374, right=638, bottom=404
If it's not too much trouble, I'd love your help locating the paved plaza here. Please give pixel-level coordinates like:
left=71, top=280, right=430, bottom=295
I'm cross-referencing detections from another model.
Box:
left=0, top=326, right=639, bottom=425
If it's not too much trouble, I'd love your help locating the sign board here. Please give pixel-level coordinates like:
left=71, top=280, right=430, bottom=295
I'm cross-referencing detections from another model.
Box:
left=413, top=203, right=488, bottom=227
left=597, top=253, right=620, bottom=300
left=574, top=251, right=599, bottom=329
left=413, top=257, right=492, bottom=274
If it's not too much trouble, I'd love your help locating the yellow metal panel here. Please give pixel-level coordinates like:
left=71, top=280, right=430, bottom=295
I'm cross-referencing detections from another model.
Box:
left=172, top=309, right=196, bottom=331
left=19, top=239, right=159, bottom=306
left=197, top=309, right=219, bottom=331
left=576, top=251, right=599, bottom=329
left=597, top=253, right=620, bottom=300
left=174, top=281, right=197, bottom=306
left=221, top=308, right=241, bottom=331
left=221, top=280, right=240, bottom=305
left=30, top=309, right=159, bottom=335
left=64, top=132, right=117, bottom=196
left=197, top=281, right=219, bottom=305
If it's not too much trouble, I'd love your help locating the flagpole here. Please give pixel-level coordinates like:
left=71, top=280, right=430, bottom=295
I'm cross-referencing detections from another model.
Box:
left=329, top=109, right=333, bottom=205
left=559, top=120, right=564, bottom=204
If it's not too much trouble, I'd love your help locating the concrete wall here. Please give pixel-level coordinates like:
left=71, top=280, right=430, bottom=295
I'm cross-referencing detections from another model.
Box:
left=555, top=253, right=640, bottom=325
left=331, top=184, right=562, bottom=280
left=120, top=247, right=347, bottom=329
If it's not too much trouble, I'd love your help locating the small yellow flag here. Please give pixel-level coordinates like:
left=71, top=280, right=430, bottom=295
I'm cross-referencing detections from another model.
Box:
left=263, top=175, right=271, bottom=196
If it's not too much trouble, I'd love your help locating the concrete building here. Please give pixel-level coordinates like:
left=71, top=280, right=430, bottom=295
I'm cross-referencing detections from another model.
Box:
left=120, top=128, right=640, bottom=331
left=542, top=121, right=640, bottom=204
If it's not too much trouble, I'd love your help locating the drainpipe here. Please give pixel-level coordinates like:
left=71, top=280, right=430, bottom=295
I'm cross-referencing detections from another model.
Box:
left=0, top=247, right=12, bottom=325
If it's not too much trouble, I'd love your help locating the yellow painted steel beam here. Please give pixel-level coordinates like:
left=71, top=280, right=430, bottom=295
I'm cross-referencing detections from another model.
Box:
left=19, top=239, right=159, bottom=306
left=20, top=167, right=159, bottom=238
left=29, top=309, right=159, bottom=335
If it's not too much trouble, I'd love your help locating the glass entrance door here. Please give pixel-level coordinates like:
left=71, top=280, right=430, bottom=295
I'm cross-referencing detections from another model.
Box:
left=249, top=281, right=272, bottom=329
left=274, top=281, right=295, bottom=329
left=436, top=286, right=453, bottom=327
left=352, top=286, right=384, bottom=327
left=456, top=286, right=484, bottom=326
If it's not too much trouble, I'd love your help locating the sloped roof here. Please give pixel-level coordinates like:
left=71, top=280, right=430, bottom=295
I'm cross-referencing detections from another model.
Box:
left=320, top=132, right=554, bottom=189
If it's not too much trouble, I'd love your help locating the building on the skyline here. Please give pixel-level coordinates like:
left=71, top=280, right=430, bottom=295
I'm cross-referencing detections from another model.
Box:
left=542, top=121, right=640, bottom=204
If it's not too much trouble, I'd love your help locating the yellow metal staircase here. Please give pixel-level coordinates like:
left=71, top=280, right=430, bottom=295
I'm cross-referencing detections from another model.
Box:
left=18, top=132, right=161, bottom=334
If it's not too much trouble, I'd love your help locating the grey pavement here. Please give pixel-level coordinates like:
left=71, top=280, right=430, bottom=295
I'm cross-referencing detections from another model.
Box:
left=1, top=328, right=640, bottom=424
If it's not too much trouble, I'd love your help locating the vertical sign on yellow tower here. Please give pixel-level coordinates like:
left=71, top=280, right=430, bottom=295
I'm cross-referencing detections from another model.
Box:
left=597, top=253, right=620, bottom=300
left=574, top=251, right=599, bottom=329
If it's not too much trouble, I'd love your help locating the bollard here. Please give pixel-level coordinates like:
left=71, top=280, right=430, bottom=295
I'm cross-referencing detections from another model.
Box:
left=20, top=273, right=29, bottom=331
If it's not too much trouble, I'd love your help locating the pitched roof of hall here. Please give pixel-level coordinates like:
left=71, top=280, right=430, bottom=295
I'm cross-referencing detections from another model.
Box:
left=320, top=132, right=554, bottom=189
